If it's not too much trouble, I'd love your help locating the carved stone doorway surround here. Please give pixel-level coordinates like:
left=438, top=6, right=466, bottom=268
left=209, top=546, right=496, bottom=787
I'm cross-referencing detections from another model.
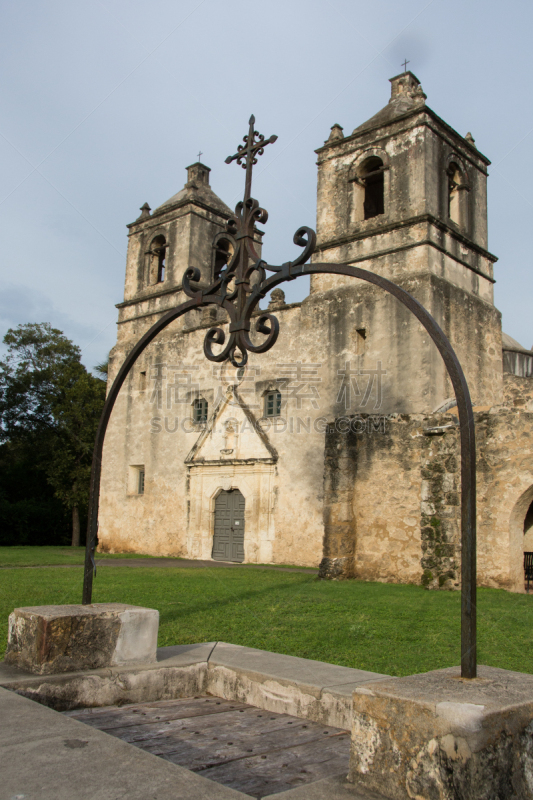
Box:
left=186, top=462, right=276, bottom=563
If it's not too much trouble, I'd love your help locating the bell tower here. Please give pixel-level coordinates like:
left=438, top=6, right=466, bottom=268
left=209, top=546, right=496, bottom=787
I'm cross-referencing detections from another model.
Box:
left=311, top=71, right=502, bottom=412
left=112, top=161, right=243, bottom=358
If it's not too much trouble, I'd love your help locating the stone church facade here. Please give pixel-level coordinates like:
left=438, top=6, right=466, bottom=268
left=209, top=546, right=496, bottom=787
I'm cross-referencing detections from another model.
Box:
left=99, top=71, right=533, bottom=592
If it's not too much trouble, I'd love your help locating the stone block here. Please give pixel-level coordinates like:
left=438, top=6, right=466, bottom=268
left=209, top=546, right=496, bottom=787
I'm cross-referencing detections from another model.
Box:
left=4, top=603, right=159, bottom=675
left=347, top=665, right=533, bottom=800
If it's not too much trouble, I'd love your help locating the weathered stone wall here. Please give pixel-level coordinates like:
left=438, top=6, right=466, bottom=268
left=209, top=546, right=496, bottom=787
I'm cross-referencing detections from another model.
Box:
left=476, top=375, right=533, bottom=591
left=322, top=413, right=460, bottom=587
left=321, top=381, right=533, bottom=591
left=303, top=273, right=502, bottom=415
left=100, top=300, right=335, bottom=567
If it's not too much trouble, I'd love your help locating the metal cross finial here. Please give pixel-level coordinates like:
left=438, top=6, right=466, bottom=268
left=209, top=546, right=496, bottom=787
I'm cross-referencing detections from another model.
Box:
left=197, top=150, right=203, bottom=162
left=225, top=114, right=278, bottom=203
left=402, top=59, right=410, bottom=73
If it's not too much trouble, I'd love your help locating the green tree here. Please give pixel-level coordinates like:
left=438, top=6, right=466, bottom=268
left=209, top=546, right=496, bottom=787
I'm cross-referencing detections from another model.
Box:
left=0, top=440, right=71, bottom=546
left=0, top=323, right=106, bottom=545
left=0, top=323, right=82, bottom=437
left=46, top=367, right=107, bottom=545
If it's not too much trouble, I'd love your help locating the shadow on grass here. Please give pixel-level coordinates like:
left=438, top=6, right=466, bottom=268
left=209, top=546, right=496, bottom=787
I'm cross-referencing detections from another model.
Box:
left=157, top=571, right=319, bottom=624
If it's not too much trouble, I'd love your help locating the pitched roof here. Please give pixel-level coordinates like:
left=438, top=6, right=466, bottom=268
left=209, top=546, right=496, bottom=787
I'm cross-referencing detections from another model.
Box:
left=154, top=162, right=233, bottom=217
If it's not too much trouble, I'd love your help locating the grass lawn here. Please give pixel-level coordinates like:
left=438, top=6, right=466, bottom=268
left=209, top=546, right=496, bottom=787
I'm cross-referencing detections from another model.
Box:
left=1, top=563, right=533, bottom=677
left=0, top=546, right=157, bottom=567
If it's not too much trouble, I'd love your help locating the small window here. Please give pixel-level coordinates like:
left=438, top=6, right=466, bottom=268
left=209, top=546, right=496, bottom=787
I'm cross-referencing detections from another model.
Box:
left=139, top=371, right=146, bottom=391
left=193, top=398, right=208, bottom=423
left=213, top=238, right=234, bottom=281
left=264, top=391, right=281, bottom=418
left=138, top=468, right=145, bottom=495
left=362, top=157, right=384, bottom=219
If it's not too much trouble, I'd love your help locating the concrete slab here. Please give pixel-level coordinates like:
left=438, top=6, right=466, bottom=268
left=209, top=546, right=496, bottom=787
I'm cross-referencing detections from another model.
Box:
left=321, top=683, right=391, bottom=731
left=355, top=663, right=533, bottom=709
left=263, top=772, right=386, bottom=799
left=0, top=686, right=250, bottom=799
left=0, top=642, right=214, bottom=686
left=208, top=643, right=389, bottom=729
left=209, top=642, right=385, bottom=690
left=0, top=659, right=33, bottom=682
left=156, top=641, right=217, bottom=664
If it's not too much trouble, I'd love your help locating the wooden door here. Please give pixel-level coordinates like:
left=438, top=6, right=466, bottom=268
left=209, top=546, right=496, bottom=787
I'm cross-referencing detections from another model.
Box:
left=212, top=490, right=245, bottom=562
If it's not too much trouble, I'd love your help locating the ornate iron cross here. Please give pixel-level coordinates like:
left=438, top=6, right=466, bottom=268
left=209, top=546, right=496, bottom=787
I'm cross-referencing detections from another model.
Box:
left=225, top=115, right=277, bottom=203
left=183, top=115, right=314, bottom=368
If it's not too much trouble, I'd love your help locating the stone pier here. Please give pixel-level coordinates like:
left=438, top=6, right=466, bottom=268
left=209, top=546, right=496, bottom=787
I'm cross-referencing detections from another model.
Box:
left=4, top=603, right=159, bottom=674
left=348, top=665, right=533, bottom=800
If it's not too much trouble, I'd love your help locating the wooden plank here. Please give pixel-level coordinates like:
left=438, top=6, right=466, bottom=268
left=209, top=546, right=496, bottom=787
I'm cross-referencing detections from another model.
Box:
left=65, top=696, right=246, bottom=720
left=97, top=706, right=348, bottom=773
left=196, top=734, right=351, bottom=798
left=148, top=726, right=348, bottom=771
left=65, top=697, right=249, bottom=730
left=139, top=710, right=320, bottom=753
left=67, top=695, right=351, bottom=798
left=100, top=707, right=311, bottom=744
left=94, top=700, right=251, bottom=732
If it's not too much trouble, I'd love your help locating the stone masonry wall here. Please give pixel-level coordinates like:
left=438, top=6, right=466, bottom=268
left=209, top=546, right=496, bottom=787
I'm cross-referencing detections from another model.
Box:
left=322, top=414, right=460, bottom=587
left=322, top=391, right=533, bottom=591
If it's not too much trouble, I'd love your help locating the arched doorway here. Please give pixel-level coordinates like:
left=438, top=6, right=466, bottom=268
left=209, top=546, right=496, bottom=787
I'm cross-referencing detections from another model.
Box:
left=212, top=489, right=245, bottom=562
left=509, top=485, right=533, bottom=591
left=523, top=500, right=533, bottom=550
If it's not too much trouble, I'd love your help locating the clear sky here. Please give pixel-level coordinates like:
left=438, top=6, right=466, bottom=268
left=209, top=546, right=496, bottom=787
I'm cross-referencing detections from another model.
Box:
left=1, top=0, right=532, bottom=369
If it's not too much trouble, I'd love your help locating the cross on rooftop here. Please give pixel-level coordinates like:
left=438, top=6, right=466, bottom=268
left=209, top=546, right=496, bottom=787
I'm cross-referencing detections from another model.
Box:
left=225, top=114, right=278, bottom=203
left=402, top=59, right=410, bottom=72
left=197, top=151, right=203, bottom=161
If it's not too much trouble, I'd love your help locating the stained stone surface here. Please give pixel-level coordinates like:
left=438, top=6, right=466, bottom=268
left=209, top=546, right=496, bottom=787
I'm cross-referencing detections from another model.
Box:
left=348, top=665, right=533, bottom=800
left=4, top=603, right=159, bottom=675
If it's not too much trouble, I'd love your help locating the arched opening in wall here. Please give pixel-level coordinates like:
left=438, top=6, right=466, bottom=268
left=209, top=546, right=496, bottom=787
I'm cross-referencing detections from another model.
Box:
left=361, top=157, right=384, bottom=220
left=523, top=500, right=533, bottom=547
left=212, top=489, right=245, bottom=562
left=213, top=238, right=234, bottom=281
left=147, top=235, right=167, bottom=284
left=447, top=162, right=464, bottom=227
left=509, top=485, right=533, bottom=591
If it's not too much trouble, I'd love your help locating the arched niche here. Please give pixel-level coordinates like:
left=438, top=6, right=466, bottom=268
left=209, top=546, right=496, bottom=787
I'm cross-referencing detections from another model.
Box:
left=445, top=154, right=470, bottom=233
left=145, top=232, right=168, bottom=285
left=509, top=484, right=533, bottom=591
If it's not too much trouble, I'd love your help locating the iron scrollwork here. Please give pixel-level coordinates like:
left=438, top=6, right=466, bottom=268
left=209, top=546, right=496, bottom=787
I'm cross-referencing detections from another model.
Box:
left=182, top=114, right=316, bottom=367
